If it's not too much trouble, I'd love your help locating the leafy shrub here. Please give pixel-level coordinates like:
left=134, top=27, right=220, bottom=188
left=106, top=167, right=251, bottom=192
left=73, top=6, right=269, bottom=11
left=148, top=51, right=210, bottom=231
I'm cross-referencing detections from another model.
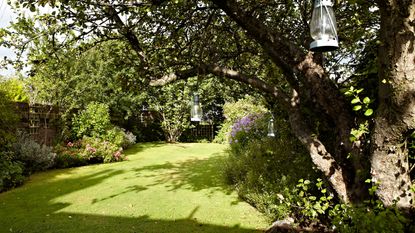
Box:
left=214, top=96, right=267, bottom=143
left=278, top=178, right=411, bottom=232
left=71, top=102, right=112, bottom=139
left=0, top=151, right=26, bottom=193
left=0, top=90, right=19, bottom=149
left=102, top=126, right=136, bottom=149
left=81, top=137, right=124, bottom=163
left=332, top=206, right=407, bottom=233
left=53, top=141, right=89, bottom=168
left=54, top=137, right=126, bottom=168
left=224, top=112, right=319, bottom=221
left=12, top=132, right=56, bottom=175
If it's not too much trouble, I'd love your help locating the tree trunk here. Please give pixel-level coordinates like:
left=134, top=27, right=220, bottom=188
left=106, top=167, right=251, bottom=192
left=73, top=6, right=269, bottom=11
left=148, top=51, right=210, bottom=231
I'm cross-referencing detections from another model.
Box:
left=371, top=0, right=415, bottom=208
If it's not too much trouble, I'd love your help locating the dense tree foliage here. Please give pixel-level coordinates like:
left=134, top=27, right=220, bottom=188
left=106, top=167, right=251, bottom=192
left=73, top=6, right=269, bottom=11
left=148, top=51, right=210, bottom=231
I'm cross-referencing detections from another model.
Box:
left=1, top=0, right=414, bottom=212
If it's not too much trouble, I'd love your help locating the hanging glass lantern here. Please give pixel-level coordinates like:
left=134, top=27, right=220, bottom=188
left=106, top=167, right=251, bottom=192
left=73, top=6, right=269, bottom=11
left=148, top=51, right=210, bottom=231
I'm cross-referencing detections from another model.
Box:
left=140, top=104, right=148, bottom=123
left=190, top=94, right=203, bottom=122
left=267, top=118, right=276, bottom=137
left=310, top=0, right=338, bottom=52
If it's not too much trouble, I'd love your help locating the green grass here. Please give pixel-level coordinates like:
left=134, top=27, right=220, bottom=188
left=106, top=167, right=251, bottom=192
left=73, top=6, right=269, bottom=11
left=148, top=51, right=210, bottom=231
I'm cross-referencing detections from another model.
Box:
left=0, top=143, right=268, bottom=233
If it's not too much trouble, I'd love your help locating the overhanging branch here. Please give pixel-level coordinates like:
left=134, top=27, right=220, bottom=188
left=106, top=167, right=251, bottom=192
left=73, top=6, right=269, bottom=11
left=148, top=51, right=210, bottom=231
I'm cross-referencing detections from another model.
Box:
left=150, top=64, right=291, bottom=107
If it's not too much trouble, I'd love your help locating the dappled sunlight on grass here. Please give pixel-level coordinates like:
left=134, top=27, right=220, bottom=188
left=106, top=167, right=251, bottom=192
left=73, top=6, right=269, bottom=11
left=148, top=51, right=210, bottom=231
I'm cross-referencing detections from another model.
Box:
left=0, top=143, right=268, bottom=233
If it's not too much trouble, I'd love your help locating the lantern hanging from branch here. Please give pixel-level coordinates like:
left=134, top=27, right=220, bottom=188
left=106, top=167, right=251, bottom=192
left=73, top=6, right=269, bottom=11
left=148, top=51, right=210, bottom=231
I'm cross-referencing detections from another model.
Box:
left=310, top=0, right=339, bottom=52
left=190, top=94, right=203, bottom=122
left=267, top=118, right=276, bottom=137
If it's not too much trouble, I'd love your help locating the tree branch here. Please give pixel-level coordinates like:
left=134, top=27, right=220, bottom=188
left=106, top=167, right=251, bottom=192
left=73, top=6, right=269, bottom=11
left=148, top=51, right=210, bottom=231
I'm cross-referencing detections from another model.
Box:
left=150, top=64, right=291, bottom=107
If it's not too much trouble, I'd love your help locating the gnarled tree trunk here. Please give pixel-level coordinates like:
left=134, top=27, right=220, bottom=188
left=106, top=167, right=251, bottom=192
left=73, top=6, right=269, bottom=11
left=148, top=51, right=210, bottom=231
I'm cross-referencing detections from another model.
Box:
left=371, top=0, right=415, bottom=208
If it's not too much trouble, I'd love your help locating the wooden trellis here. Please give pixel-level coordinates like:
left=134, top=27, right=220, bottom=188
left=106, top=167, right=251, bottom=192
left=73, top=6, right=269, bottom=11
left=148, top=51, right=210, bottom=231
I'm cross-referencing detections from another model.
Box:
left=16, top=102, right=60, bottom=146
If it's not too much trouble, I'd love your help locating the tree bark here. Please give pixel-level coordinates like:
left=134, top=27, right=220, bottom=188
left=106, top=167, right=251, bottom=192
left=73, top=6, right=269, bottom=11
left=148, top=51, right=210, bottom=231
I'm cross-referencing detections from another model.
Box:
left=371, top=0, right=415, bottom=208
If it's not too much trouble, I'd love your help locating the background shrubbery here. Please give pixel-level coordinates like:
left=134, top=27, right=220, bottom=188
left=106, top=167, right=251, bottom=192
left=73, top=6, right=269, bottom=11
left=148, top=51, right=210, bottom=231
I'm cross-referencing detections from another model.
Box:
left=220, top=97, right=413, bottom=231
left=214, top=96, right=267, bottom=144
left=0, top=100, right=136, bottom=193
left=219, top=97, right=320, bottom=221
left=55, top=102, right=135, bottom=168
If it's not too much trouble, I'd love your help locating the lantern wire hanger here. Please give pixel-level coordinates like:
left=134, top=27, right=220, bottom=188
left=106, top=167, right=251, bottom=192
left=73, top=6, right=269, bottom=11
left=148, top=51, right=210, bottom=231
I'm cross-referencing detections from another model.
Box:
left=309, top=0, right=339, bottom=52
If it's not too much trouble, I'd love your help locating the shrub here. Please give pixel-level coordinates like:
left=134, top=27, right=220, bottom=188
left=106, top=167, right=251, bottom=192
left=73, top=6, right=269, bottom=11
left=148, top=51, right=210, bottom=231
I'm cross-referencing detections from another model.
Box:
left=71, top=102, right=112, bottom=139
left=102, top=126, right=136, bottom=149
left=54, top=137, right=126, bottom=169
left=224, top=112, right=319, bottom=221
left=0, top=90, right=19, bottom=149
left=81, top=137, right=124, bottom=163
left=53, top=142, right=89, bottom=168
left=12, top=132, right=56, bottom=175
left=0, top=151, right=26, bottom=193
left=331, top=206, right=407, bottom=233
left=214, top=96, right=267, bottom=144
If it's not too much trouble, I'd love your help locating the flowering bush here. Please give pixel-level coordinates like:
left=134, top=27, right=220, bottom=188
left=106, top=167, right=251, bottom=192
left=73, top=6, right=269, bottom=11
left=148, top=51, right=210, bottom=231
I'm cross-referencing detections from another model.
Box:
left=54, top=137, right=126, bottom=168
left=229, top=114, right=266, bottom=145
left=214, top=96, right=267, bottom=143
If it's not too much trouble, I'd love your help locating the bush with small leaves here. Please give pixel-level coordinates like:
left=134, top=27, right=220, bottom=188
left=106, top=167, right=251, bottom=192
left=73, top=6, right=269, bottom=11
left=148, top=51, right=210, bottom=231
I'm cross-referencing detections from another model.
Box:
left=12, top=132, right=56, bottom=175
left=0, top=151, right=26, bottom=193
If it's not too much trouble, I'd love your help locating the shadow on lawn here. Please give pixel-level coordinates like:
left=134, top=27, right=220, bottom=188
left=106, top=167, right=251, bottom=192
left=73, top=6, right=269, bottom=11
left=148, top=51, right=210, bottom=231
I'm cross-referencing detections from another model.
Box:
left=6, top=211, right=263, bottom=233
left=133, top=152, right=234, bottom=195
left=0, top=169, right=263, bottom=233
left=123, top=142, right=166, bottom=156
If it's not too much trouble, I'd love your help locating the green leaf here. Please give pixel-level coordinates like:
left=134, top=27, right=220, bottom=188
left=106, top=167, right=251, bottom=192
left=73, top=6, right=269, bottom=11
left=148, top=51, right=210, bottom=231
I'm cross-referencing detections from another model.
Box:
left=353, top=105, right=362, bottom=111
left=351, top=97, right=360, bottom=104
left=363, top=97, right=371, bottom=104
left=364, top=109, right=373, bottom=116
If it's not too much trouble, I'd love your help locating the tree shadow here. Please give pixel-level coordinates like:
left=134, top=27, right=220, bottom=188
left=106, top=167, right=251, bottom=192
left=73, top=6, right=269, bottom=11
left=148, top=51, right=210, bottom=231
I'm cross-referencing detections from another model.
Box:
left=132, top=152, right=234, bottom=195
left=0, top=167, right=264, bottom=233
left=123, top=142, right=166, bottom=156
left=5, top=210, right=263, bottom=233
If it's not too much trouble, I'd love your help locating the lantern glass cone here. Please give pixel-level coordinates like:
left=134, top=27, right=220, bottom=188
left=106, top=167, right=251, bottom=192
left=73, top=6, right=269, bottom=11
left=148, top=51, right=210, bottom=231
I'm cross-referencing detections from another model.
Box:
left=267, top=118, right=275, bottom=137
left=310, top=0, right=338, bottom=52
left=191, top=94, right=202, bottom=122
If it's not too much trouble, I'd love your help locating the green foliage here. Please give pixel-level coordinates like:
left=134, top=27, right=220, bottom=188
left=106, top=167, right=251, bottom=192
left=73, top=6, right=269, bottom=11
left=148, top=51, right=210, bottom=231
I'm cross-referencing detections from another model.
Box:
left=332, top=207, right=407, bottom=233
left=71, top=102, right=112, bottom=139
left=102, top=126, right=136, bottom=149
left=223, top=111, right=319, bottom=221
left=0, top=151, right=26, bottom=193
left=0, top=90, right=19, bottom=149
left=344, top=86, right=373, bottom=117
left=151, top=81, right=192, bottom=143
left=12, top=132, right=56, bottom=175
left=214, top=96, right=267, bottom=143
left=0, top=77, right=29, bottom=102
left=54, top=137, right=125, bottom=168
left=290, top=179, right=334, bottom=222
left=343, top=86, right=372, bottom=143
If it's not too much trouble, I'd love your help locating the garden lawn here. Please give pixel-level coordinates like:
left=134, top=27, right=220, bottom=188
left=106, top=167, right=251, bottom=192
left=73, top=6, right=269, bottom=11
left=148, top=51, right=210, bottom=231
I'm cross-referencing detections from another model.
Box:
left=0, top=143, right=268, bottom=233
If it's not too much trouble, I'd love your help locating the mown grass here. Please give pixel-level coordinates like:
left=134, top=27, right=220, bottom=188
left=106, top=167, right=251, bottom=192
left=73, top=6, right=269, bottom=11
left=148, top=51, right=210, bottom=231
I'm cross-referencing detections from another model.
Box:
left=0, top=143, right=268, bottom=233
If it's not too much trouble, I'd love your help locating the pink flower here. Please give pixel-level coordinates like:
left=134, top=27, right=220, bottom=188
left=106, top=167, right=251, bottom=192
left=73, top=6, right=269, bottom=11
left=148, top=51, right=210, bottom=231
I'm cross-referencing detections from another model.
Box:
left=113, top=150, right=122, bottom=160
left=86, top=144, right=97, bottom=154
left=67, top=142, right=74, bottom=147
